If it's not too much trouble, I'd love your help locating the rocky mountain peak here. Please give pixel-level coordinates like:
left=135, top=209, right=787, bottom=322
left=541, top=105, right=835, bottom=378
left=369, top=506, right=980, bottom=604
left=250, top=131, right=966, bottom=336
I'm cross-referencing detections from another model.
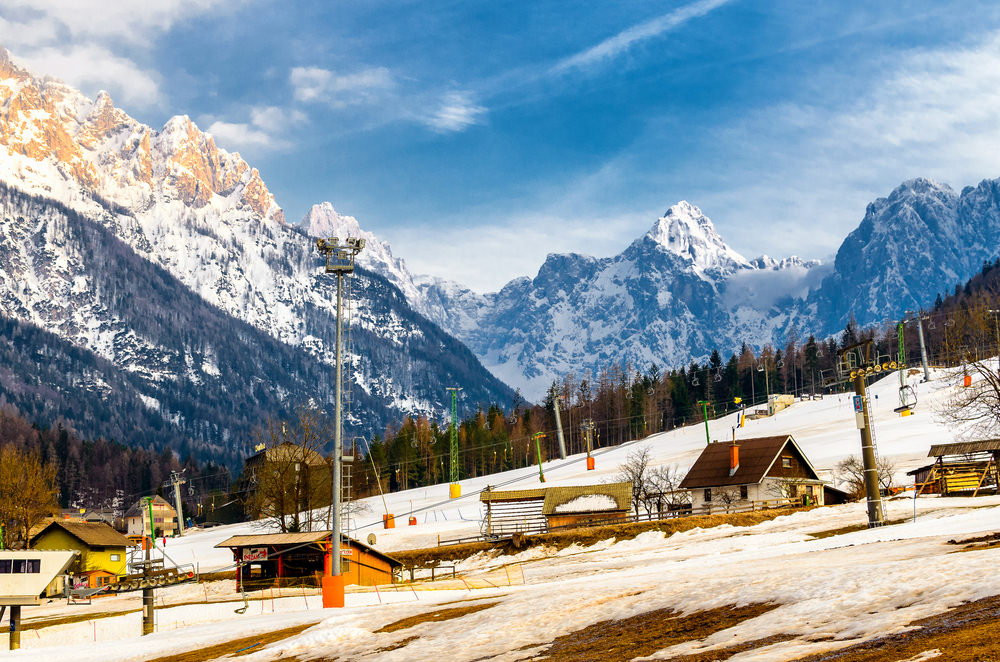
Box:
left=302, top=202, right=363, bottom=239
left=643, top=201, right=750, bottom=275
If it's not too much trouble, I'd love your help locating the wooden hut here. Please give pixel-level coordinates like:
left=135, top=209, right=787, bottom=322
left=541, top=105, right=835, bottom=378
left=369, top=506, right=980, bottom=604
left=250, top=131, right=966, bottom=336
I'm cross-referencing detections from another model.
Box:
left=910, top=440, right=1000, bottom=496
left=216, top=531, right=401, bottom=591
left=480, top=482, right=632, bottom=537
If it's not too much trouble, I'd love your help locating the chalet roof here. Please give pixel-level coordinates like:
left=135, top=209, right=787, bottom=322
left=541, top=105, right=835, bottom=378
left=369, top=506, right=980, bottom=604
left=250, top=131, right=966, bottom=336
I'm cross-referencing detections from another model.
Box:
left=30, top=520, right=130, bottom=549
left=124, top=495, right=176, bottom=518
left=541, top=482, right=632, bottom=515
left=480, top=487, right=548, bottom=503
left=214, top=531, right=401, bottom=567
left=927, top=440, right=1000, bottom=457
left=678, top=435, right=820, bottom=489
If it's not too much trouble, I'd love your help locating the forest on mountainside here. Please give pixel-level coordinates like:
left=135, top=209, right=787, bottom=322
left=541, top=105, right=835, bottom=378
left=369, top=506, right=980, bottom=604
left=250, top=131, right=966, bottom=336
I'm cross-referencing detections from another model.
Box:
left=351, top=258, right=1000, bottom=498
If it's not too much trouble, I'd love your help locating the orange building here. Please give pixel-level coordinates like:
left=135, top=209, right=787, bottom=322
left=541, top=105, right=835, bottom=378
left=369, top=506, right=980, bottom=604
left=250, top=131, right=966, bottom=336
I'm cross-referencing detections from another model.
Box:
left=216, top=532, right=401, bottom=591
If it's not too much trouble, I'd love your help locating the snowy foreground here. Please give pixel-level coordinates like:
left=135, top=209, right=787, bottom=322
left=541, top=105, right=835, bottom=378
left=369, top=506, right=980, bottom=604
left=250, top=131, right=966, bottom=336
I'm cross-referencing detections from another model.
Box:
left=11, top=368, right=1000, bottom=660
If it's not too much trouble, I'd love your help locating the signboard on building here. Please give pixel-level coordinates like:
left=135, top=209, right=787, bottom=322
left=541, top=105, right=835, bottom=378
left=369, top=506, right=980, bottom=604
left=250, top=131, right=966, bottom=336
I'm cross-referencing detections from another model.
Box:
left=242, top=547, right=267, bottom=562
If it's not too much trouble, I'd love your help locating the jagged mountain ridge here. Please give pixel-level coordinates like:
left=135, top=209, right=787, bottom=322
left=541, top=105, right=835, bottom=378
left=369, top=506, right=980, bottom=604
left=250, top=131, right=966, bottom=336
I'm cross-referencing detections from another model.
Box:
left=0, top=49, right=515, bottom=462
left=308, top=178, right=1000, bottom=401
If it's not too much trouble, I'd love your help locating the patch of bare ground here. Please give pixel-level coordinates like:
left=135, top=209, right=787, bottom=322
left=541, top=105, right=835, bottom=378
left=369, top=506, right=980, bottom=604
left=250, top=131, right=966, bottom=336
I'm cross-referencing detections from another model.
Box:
left=946, top=531, right=1000, bottom=552
left=659, top=634, right=799, bottom=662
left=143, top=620, right=323, bottom=662
left=808, top=518, right=909, bottom=540
left=374, top=600, right=500, bottom=633
left=789, top=594, right=1000, bottom=662
left=516, top=602, right=778, bottom=662
left=393, top=507, right=812, bottom=567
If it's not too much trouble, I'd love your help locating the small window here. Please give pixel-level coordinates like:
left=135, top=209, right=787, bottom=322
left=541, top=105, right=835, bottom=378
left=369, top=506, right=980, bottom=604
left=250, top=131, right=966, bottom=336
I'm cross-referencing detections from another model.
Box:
left=740, top=485, right=748, bottom=500
left=99, top=575, right=110, bottom=586
left=12, top=559, right=28, bottom=573
left=703, top=488, right=712, bottom=502
left=782, top=457, right=792, bottom=469
left=110, top=554, right=121, bottom=562
left=26, top=559, right=40, bottom=573
left=0, top=560, right=11, bottom=573
left=342, top=558, right=351, bottom=572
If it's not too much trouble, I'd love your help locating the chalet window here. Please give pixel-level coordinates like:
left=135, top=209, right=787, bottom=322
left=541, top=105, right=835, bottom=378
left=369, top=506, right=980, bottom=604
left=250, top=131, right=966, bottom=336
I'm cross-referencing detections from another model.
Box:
left=342, top=558, right=351, bottom=572
left=740, top=485, right=748, bottom=500
left=0, top=560, right=11, bottom=573
left=782, top=457, right=792, bottom=469
left=703, top=488, right=712, bottom=502
left=11, top=559, right=40, bottom=573
left=110, top=554, right=121, bottom=562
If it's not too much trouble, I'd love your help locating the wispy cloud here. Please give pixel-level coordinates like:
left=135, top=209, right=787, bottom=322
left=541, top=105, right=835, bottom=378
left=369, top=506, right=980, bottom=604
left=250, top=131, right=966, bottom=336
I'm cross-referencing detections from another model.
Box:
left=552, top=0, right=733, bottom=73
left=423, top=91, right=486, bottom=133
left=204, top=105, right=307, bottom=151
left=289, top=66, right=394, bottom=106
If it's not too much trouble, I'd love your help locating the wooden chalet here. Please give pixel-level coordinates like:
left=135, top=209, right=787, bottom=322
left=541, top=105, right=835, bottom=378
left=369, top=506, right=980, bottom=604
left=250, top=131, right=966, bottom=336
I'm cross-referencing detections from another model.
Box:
left=480, top=482, right=632, bottom=537
left=908, top=440, right=1000, bottom=496
left=679, top=435, right=824, bottom=511
left=216, top=531, right=401, bottom=591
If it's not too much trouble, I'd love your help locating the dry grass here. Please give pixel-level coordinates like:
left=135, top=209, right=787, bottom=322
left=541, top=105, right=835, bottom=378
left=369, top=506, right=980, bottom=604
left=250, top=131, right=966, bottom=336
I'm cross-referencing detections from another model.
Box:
left=515, top=602, right=778, bottom=662
left=0, top=608, right=140, bottom=633
left=946, top=531, right=1000, bottom=553
left=789, top=594, right=1000, bottom=661
left=374, top=600, right=500, bottom=633
left=808, top=517, right=909, bottom=540
left=143, top=620, right=322, bottom=662
left=393, top=507, right=812, bottom=567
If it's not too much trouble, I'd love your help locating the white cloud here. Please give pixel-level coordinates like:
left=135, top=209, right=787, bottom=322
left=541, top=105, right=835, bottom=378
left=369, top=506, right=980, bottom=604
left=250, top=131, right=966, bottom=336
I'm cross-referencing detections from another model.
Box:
left=289, top=66, right=393, bottom=106
left=204, top=105, right=307, bottom=151
left=0, top=0, right=227, bottom=108
left=423, top=91, right=486, bottom=133
left=11, top=44, right=161, bottom=107
left=553, top=0, right=733, bottom=73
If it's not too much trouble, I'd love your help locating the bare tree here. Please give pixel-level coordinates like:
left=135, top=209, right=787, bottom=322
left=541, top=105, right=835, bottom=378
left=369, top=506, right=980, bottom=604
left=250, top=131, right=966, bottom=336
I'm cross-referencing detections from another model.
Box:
left=834, top=455, right=896, bottom=500
left=644, top=464, right=690, bottom=514
left=0, top=445, right=58, bottom=548
left=616, top=447, right=651, bottom=514
left=242, top=406, right=334, bottom=533
left=939, top=358, right=1000, bottom=437
left=714, top=487, right=744, bottom=513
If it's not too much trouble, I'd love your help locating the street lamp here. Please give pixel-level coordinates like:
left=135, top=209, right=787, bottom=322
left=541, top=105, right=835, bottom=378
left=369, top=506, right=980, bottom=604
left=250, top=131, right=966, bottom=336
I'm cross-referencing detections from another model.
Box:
left=316, top=235, right=364, bottom=609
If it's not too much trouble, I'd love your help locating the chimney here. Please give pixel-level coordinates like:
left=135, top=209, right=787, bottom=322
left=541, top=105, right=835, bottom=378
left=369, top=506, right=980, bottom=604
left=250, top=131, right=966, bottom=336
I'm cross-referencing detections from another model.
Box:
left=729, top=442, right=739, bottom=477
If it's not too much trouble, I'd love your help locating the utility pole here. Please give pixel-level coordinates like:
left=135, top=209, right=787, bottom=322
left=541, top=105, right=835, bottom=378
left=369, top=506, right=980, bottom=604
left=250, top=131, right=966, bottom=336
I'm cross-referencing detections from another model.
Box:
left=838, top=341, right=885, bottom=528
left=142, top=496, right=155, bottom=635
left=907, top=311, right=932, bottom=382
left=316, top=235, right=364, bottom=609
left=989, top=310, right=1000, bottom=360
left=532, top=432, right=546, bottom=482
left=697, top=400, right=711, bottom=445
left=447, top=387, right=462, bottom=498
left=170, top=471, right=185, bottom=537
left=552, top=390, right=567, bottom=459
left=581, top=419, right=595, bottom=470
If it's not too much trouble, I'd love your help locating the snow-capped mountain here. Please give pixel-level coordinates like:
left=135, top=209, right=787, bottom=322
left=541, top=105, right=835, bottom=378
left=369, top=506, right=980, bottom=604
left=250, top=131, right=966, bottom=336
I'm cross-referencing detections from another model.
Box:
left=0, top=49, right=515, bottom=463
left=808, top=177, right=1000, bottom=334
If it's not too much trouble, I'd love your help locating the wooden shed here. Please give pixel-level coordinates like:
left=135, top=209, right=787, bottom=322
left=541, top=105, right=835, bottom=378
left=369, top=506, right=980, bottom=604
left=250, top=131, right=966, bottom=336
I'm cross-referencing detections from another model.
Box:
left=216, top=531, right=401, bottom=591
left=480, top=482, right=632, bottom=537
left=679, top=435, right=825, bottom=511
left=909, top=440, right=1000, bottom=496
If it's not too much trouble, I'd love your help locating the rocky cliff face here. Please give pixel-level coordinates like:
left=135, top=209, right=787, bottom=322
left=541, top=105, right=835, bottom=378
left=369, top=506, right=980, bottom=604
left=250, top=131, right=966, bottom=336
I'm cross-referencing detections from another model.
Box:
left=0, top=50, right=515, bottom=462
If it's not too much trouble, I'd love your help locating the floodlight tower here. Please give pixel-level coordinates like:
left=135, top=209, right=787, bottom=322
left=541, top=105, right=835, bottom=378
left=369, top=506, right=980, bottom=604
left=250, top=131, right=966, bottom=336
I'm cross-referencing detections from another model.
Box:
left=906, top=310, right=931, bottom=382
left=447, top=387, right=462, bottom=498
left=316, top=235, right=364, bottom=608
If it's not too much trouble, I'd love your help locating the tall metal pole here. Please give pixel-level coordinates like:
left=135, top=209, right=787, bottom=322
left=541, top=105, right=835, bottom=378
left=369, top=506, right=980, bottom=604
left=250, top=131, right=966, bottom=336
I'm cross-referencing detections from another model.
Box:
left=552, top=392, right=567, bottom=459
left=916, top=316, right=931, bottom=382
left=171, top=471, right=185, bottom=537
left=447, top=387, right=462, bottom=497
left=852, top=373, right=885, bottom=527
left=532, top=432, right=546, bottom=483
left=332, top=272, right=344, bottom=578
left=316, top=236, right=364, bottom=609
left=989, top=310, right=1000, bottom=359
left=698, top=400, right=710, bottom=445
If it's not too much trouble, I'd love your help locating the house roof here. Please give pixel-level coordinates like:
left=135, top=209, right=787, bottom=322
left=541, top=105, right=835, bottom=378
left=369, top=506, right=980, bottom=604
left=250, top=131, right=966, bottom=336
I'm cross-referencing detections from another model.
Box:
left=541, top=483, right=632, bottom=515
left=124, top=495, right=176, bottom=518
left=31, top=520, right=130, bottom=549
left=480, top=487, right=548, bottom=503
left=927, top=440, right=1000, bottom=457
left=679, top=435, right=820, bottom=489
left=214, top=531, right=401, bottom=567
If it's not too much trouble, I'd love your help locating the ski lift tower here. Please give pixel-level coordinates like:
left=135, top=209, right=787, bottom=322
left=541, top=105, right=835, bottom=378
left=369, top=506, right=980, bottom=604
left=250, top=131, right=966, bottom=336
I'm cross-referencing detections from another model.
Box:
left=447, top=387, right=463, bottom=498
left=827, top=340, right=894, bottom=528
left=316, top=235, right=365, bottom=608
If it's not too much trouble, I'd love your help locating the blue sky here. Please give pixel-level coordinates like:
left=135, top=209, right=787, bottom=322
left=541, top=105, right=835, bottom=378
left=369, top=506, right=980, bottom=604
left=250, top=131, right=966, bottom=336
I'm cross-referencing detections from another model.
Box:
left=5, top=1, right=1000, bottom=291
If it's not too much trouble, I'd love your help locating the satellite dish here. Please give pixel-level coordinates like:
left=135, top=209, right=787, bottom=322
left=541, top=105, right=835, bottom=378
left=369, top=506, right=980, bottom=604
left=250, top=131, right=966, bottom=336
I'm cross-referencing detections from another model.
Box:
left=367, top=533, right=377, bottom=546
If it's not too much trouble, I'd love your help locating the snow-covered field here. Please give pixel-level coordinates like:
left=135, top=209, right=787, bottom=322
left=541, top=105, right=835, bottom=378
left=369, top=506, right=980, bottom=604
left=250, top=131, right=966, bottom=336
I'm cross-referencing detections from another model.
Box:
left=10, top=367, right=1000, bottom=661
